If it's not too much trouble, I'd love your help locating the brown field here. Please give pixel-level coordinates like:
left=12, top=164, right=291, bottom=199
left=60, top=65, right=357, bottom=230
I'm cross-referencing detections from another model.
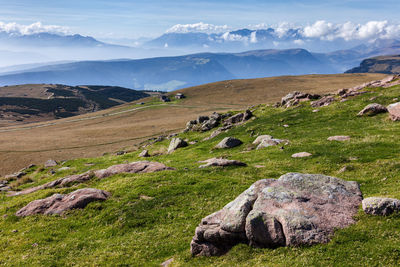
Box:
left=0, top=73, right=385, bottom=175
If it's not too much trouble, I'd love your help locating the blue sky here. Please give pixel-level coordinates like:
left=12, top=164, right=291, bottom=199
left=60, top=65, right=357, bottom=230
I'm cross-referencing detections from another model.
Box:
left=0, top=0, right=399, bottom=39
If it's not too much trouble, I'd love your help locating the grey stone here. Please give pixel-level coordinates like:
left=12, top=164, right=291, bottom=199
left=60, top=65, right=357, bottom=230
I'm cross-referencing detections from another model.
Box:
left=168, top=138, right=188, bottom=153
left=327, top=136, right=350, bottom=141
left=198, top=158, right=246, bottom=168
left=357, top=103, right=388, bottom=116
left=139, top=150, right=150, bottom=157
left=362, top=197, right=400, bottom=216
left=291, top=152, right=312, bottom=158
left=44, top=159, right=58, bottom=168
left=215, top=137, right=243, bottom=149
left=387, top=102, right=400, bottom=121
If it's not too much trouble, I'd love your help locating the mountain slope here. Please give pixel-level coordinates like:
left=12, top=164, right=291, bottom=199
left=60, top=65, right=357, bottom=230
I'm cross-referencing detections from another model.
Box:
left=0, top=74, right=399, bottom=266
left=0, top=84, right=149, bottom=125
left=346, top=55, right=400, bottom=74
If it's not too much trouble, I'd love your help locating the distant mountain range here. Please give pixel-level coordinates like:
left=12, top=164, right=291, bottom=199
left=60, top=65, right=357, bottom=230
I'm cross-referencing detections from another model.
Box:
left=0, top=84, right=149, bottom=125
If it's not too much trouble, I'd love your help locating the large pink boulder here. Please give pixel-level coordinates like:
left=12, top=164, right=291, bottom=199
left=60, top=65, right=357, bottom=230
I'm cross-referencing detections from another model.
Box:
left=15, top=188, right=110, bottom=216
left=191, top=173, right=362, bottom=256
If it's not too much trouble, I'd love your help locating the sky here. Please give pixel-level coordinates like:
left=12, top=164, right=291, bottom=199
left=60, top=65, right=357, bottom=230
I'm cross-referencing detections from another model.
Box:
left=0, top=0, right=399, bottom=40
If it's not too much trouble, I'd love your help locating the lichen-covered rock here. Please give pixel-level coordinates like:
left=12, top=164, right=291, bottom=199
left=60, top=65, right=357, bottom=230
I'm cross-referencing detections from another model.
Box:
left=139, top=150, right=150, bottom=157
left=327, top=136, right=350, bottom=141
left=215, top=137, right=243, bottom=149
left=198, top=158, right=246, bottom=168
left=280, top=92, right=321, bottom=108
left=357, top=103, right=388, bottom=116
left=168, top=138, right=188, bottom=153
left=252, top=135, right=273, bottom=145
left=191, top=173, right=362, bottom=256
left=362, top=197, right=400, bottom=216
left=387, top=102, right=400, bottom=121
left=15, top=188, right=110, bottom=216
left=256, top=138, right=288, bottom=150
left=223, top=110, right=252, bottom=126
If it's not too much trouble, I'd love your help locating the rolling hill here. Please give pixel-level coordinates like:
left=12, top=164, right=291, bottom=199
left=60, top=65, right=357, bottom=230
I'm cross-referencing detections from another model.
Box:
left=0, top=84, right=150, bottom=126
left=0, top=73, right=384, bottom=176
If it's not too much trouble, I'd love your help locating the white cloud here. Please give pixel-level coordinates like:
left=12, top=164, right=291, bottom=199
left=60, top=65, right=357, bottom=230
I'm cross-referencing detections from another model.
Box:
left=166, top=22, right=228, bottom=34
left=293, top=39, right=305, bottom=45
left=0, top=21, right=69, bottom=36
left=250, top=31, right=257, bottom=43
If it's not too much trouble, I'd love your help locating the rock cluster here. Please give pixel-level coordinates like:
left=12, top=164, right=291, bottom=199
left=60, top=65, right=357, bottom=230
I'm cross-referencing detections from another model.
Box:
left=280, top=92, right=321, bottom=108
left=15, top=188, right=110, bottom=216
left=191, top=173, right=362, bottom=256
left=310, top=96, right=336, bottom=108
left=8, top=161, right=174, bottom=197
left=362, top=197, right=400, bottom=216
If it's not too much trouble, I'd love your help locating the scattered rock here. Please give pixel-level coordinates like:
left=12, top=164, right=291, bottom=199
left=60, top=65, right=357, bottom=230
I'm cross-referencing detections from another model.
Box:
left=254, top=165, right=265, bottom=168
left=327, top=136, right=351, bottom=141
left=116, top=151, right=126, bottom=156
left=291, top=152, right=312, bottom=158
left=44, top=159, right=58, bottom=168
left=362, top=197, right=400, bottom=216
left=310, top=96, right=335, bottom=107
left=253, top=135, right=273, bottom=145
left=223, top=110, right=252, bottom=126
left=257, top=139, right=289, bottom=150
left=140, top=195, right=154, bottom=201
left=198, top=158, right=247, bottom=168
left=280, top=92, right=320, bottom=108
left=5, top=172, right=26, bottom=180
left=15, top=188, right=110, bottom=216
left=215, top=137, right=243, bottom=149
left=197, top=116, right=210, bottom=124
left=191, top=173, right=362, bottom=256
left=283, top=124, right=289, bottom=128
left=8, top=161, right=174, bottom=196
left=168, top=138, right=188, bottom=153
left=312, top=109, right=319, bottom=113
left=161, top=258, right=174, bottom=267
left=349, top=157, right=358, bottom=161
left=139, top=150, right=150, bottom=158
left=357, top=103, right=388, bottom=116
left=387, top=102, right=400, bottom=121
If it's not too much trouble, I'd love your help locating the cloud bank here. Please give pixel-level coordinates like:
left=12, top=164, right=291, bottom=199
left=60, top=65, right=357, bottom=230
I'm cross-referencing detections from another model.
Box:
left=166, top=21, right=400, bottom=42
left=0, top=21, right=69, bottom=36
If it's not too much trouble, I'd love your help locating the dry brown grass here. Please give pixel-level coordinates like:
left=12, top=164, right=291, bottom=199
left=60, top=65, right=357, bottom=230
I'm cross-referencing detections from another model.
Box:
left=0, top=73, right=385, bottom=175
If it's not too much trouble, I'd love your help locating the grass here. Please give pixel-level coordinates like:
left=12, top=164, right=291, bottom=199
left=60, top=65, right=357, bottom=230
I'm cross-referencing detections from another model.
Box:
left=0, top=73, right=385, bottom=176
left=1, top=76, right=400, bottom=266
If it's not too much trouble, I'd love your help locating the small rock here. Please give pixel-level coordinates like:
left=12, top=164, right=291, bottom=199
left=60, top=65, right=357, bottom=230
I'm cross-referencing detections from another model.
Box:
left=139, top=150, right=150, bottom=158
left=12, top=229, right=18, bottom=233
left=32, top=243, right=38, bottom=247
left=362, top=197, right=400, bottom=216
left=44, top=159, right=58, bottom=168
left=327, top=136, right=351, bottom=141
left=312, top=109, right=319, bottom=113
left=140, top=195, right=154, bottom=201
left=254, top=165, right=265, bottom=168
left=57, top=167, right=71, bottom=172
left=357, top=103, right=388, bottom=116
left=116, top=151, right=126, bottom=156
left=253, top=135, right=273, bottom=145
left=168, top=138, right=188, bottom=153
left=310, top=96, right=335, bottom=107
left=198, top=158, right=246, bottom=168
left=292, top=152, right=312, bottom=158
left=161, top=258, right=174, bottom=267
left=369, top=96, right=377, bottom=101
left=189, top=141, right=198, bottom=145
left=215, top=137, right=243, bottom=149
left=387, top=102, right=400, bottom=121
left=256, top=139, right=288, bottom=150
left=349, top=157, right=358, bottom=161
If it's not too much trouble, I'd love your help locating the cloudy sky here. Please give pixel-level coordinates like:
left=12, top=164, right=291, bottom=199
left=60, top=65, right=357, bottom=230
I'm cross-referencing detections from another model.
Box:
left=0, top=0, right=399, bottom=39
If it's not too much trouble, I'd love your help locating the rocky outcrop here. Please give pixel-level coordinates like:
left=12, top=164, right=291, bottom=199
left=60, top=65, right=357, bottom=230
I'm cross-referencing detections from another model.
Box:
left=190, top=173, right=362, bottom=256
left=215, top=137, right=243, bottom=149
left=310, top=96, right=335, bottom=108
left=357, top=103, right=388, bottom=116
left=280, top=92, right=321, bottom=108
left=167, top=138, right=188, bottom=153
left=15, top=188, right=110, bottom=216
left=198, top=158, right=247, bottom=168
left=8, top=161, right=174, bottom=197
left=387, top=102, right=400, bottom=121
left=223, top=110, right=252, bottom=126
left=362, top=197, right=400, bottom=216
left=327, top=136, right=350, bottom=141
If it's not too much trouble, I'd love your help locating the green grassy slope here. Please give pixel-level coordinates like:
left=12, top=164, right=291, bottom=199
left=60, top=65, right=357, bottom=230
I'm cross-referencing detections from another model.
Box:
left=1, top=83, right=400, bottom=266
